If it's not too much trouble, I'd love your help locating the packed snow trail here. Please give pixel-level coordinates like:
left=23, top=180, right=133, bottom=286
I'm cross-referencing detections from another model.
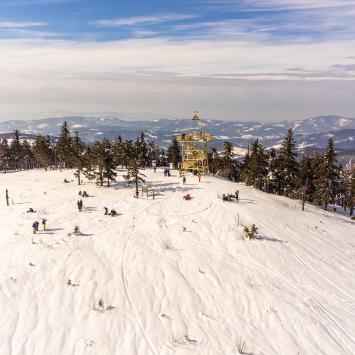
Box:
left=0, top=168, right=354, bottom=355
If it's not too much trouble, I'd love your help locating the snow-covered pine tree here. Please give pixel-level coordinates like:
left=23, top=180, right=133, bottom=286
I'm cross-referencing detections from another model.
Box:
left=244, top=139, right=268, bottom=189
left=167, top=136, right=181, bottom=169
left=57, top=121, right=72, bottom=169
left=277, top=129, right=299, bottom=196
left=297, top=155, right=316, bottom=210
left=124, top=144, right=146, bottom=197
left=208, top=147, right=219, bottom=175
left=315, top=138, right=340, bottom=210
left=21, top=139, right=34, bottom=170
left=136, top=132, right=149, bottom=167
left=71, top=131, right=86, bottom=185
left=220, top=141, right=239, bottom=180
left=10, top=130, right=23, bottom=170
left=113, top=135, right=125, bottom=168
left=86, top=139, right=117, bottom=187
left=0, top=139, right=10, bottom=173
left=32, top=135, right=52, bottom=170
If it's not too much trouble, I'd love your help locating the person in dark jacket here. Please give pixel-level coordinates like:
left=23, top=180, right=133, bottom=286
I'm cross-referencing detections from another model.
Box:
left=32, top=221, right=39, bottom=234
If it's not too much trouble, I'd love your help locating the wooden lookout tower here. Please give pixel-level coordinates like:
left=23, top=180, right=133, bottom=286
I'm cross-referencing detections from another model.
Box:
left=176, top=112, right=214, bottom=175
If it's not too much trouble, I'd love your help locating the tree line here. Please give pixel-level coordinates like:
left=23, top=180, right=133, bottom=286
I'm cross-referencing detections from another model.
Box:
left=0, top=123, right=354, bottom=215
left=210, top=129, right=355, bottom=215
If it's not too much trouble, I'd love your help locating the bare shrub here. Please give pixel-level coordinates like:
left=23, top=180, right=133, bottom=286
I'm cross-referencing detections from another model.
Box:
left=237, top=338, right=246, bottom=353
left=161, top=240, right=174, bottom=250
left=243, top=224, right=258, bottom=240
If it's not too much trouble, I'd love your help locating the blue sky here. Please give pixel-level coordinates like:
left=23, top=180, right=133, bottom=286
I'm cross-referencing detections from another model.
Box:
left=0, top=0, right=355, bottom=121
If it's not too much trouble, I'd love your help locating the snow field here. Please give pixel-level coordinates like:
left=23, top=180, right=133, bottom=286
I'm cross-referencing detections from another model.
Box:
left=0, top=168, right=354, bottom=355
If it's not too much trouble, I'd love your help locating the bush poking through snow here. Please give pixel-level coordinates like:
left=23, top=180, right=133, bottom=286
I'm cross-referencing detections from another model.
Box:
left=237, top=337, right=246, bottom=354
left=243, top=224, right=258, bottom=240
left=162, top=240, right=174, bottom=250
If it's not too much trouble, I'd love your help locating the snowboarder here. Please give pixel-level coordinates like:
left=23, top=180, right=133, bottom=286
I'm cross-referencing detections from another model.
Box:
left=42, top=218, right=47, bottom=231
left=32, top=221, right=39, bottom=234
left=104, top=207, right=108, bottom=215
left=235, top=190, right=239, bottom=201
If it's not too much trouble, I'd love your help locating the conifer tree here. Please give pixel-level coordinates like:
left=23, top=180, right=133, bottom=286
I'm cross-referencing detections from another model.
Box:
left=220, top=141, right=238, bottom=180
left=208, top=147, right=219, bottom=175
left=32, top=135, right=52, bottom=170
left=10, top=130, right=23, bottom=170
left=277, top=129, right=299, bottom=196
left=124, top=144, right=146, bottom=197
left=57, top=121, right=71, bottom=169
left=0, top=139, right=10, bottom=173
left=315, top=138, right=340, bottom=209
left=244, top=139, right=268, bottom=189
left=86, top=139, right=117, bottom=186
left=71, top=131, right=86, bottom=185
left=21, top=139, right=34, bottom=170
left=167, top=136, right=181, bottom=169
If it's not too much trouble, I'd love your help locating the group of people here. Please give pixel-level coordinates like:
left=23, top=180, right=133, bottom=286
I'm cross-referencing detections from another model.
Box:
left=222, top=190, right=239, bottom=202
left=78, top=190, right=89, bottom=198
left=32, top=219, right=47, bottom=234
left=163, top=168, right=171, bottom=177
left=104, top=207, right=117, bottom=217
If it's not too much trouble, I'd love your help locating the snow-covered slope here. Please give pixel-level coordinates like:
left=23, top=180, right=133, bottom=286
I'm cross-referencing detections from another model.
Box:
left=0, top=169, right=354, bottom=355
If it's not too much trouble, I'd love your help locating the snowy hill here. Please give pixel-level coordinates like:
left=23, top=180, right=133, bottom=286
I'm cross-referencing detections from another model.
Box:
left=0, top=169, right=354, bottom=354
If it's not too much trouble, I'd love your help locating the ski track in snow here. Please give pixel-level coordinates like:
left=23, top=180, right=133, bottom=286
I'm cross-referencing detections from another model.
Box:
left=0, top=169, right=354, bottom=355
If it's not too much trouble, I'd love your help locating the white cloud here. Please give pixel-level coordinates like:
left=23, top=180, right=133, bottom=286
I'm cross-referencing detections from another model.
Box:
left=94, top=14, right=197, bottom=27
left=0, top=21, right=47, bottom=28
left=0, top=36, right=355, bottom=121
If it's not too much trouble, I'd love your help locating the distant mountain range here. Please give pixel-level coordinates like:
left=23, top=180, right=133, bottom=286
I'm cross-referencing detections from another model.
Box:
left=0, top=114, right=354, bottom=161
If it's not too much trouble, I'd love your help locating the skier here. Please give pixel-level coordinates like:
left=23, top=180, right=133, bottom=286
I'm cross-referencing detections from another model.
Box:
left=182, top=176, right=186, bottom=185
left=42, top=218, right=47, bottom=231
left=235, top=190, right=239, bottom=201
left=104, top=207, right=108, bottom=215
left=32, top=221, right=39, bottom=234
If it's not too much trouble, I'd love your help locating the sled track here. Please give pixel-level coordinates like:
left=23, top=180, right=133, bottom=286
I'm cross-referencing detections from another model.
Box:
left=256, top=219, right=355, bottom=304
left=184, top=237, right=355, bottom=353
left=121, top=220, right=158, bottom=355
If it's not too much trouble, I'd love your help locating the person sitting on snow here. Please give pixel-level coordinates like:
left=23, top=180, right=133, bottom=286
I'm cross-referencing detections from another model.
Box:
left=104, top=207, right=109, bottom=215
left=73, top=225, right=80, bottom=236
left=110, top=209, right=117, bottom=217
left=27, top=207, right=35, bottom=213
left=82, top=191, right=89, bottom=198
